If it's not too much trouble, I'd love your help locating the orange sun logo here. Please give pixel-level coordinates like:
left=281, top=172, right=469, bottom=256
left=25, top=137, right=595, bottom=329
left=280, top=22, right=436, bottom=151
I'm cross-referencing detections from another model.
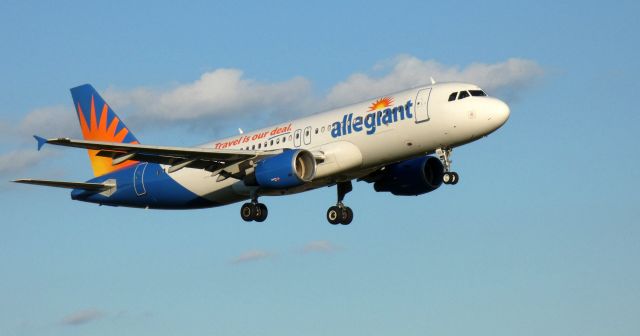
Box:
left=368, top=97, right=394, bottom=111
left=77, top=96, right=139, bottom=176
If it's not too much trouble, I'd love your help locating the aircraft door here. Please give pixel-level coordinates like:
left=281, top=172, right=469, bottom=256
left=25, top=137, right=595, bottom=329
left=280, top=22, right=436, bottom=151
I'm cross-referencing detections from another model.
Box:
left=133, top=162, right=147, bottom=196
left=303, top=126, right=312, bottom=145
left=294, top=129, right=302, bottom=147
left=414, top=88, right=432, bottom=123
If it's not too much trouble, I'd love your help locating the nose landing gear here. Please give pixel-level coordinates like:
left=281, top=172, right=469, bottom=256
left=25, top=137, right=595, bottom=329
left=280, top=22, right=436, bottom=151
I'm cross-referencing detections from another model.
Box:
left=326, top=181, right=353, bottom=225
left=436, top=148, right=460, bottom=185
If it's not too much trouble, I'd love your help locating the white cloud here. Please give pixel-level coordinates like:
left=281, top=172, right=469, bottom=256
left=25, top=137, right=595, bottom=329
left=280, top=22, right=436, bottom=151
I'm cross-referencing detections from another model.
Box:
left=3, top=55, right=543, bottom=175
left=0, top=106, right=78, bottom=147
left=325, top=56, right=544, bottom=106
left=18, top=105, right=79, bottom=139
left=0, top=149, right=52, bottom=177
left=231, top=249, right=272, bottom=264
left=302, top=240, right=341, bottom=253
left=104, top=68, right=313, bottom=126
left=12, top=56, right=544, bottom=133
left=61, top=308, right=105, bottom=326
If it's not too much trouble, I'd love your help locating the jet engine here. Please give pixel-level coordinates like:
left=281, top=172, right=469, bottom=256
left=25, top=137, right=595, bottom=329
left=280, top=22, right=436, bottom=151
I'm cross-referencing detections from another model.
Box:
left=373, top=156, right=444, bottom=196
left=253, top=149, right=316, bottom=189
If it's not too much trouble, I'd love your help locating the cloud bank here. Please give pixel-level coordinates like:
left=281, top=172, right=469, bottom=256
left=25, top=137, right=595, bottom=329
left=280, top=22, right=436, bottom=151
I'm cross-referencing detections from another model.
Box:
left=4, top=55, right=543, bottom=175
left=0, top=149, right=52, bottom=177
left=101, top=56, right=541, bottom=129
left=326, top=56, right=543, bottom=106
left=104, top=69, right=313, bottom=126
left=14, top=56, right=543, bottom=135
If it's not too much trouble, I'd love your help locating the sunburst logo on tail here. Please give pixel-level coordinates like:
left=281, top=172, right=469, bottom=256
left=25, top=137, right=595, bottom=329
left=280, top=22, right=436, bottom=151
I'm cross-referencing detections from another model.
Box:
left=77, top=96, right=138, bottom=176
left=368, top=97, right=394, bottom=111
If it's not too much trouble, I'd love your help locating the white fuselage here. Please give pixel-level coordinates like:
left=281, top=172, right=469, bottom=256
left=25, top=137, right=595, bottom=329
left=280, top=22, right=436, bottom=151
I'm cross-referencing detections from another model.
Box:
left=167, top=82, right=510, bottom=205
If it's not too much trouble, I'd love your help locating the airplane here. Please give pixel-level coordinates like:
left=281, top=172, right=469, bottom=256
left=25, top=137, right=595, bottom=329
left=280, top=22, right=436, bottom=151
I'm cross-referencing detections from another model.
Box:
left=14, top=81, right=510, bottom=225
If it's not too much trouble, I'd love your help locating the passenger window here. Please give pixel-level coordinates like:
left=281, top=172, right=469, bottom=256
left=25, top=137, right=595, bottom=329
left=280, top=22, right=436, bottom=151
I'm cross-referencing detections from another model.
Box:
left=458, top=91, right=470, bottom=99
left=469, top=90, right=487, bottom=97
left=283, top=136, right=286, bottom=143
left=315, top=128, right=318, bottom=134
left=321, top=126, right=325, bottom=132
left=296, top=133, right=300, bottom=139
left=257, top=143, right=261, bottom=149
left=448, top=92, right=457, bottom=101
left=270, top=140, right=274, bottom=146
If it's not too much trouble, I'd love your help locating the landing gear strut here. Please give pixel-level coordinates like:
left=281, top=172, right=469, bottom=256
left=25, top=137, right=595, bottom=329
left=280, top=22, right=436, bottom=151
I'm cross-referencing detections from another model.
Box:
left=436, top=148, right=459, bottom=185
left=327, top=181, right=354, bottom=225
left=240, top=192, right=268, bottom=222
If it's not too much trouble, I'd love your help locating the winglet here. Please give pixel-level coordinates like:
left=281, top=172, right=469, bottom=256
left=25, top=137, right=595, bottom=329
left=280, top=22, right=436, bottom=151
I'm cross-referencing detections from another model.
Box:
left=33, top=135, right=47, bottom=151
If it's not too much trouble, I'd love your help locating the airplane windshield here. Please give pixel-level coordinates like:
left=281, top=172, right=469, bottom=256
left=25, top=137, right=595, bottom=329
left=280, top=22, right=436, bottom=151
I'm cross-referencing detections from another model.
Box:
left=448, top=89, right=487, bottom=102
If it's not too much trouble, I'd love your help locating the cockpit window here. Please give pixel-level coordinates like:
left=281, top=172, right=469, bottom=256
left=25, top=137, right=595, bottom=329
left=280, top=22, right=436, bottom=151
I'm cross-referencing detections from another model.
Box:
left=448, top=92, right=457, bottom=101
left=469, top=90, right=487, bottom=97
left=458, top=91, right=470, bottom=100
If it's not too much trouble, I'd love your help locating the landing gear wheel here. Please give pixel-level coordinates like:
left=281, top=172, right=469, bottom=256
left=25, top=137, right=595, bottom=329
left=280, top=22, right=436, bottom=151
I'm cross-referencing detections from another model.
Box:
left=240, top=201, right=268, bottom=222
left=327, top=206, right=341, bottom=225
left=240, top=203, right=255, bottom=222
left=326, top=181, right=355, bottom=225
left=443, top=172, right=460, bottom=185
left=341, top=207, right=353, bottom=225
left=443, top=172, right=453, bottom=184
left=255, top=203, right=268, bottom=222
left=451, top=172, right=459, bottom=185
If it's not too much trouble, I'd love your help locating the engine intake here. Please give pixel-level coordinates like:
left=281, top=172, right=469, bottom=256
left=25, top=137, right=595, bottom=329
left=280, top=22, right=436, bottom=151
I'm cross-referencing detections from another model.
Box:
left=374, top=156, right=444, bottom=196
left=254, top=149, right=316, bottom=189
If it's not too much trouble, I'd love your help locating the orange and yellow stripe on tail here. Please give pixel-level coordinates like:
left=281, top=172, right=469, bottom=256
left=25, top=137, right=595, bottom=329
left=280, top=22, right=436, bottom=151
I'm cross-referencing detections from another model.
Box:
left=71, top=84, right=140, bottom=177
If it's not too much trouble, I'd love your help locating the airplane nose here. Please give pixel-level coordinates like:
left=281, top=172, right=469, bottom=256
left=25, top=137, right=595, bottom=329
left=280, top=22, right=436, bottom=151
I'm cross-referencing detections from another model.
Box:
left=493, top=99, right=510, bottom=126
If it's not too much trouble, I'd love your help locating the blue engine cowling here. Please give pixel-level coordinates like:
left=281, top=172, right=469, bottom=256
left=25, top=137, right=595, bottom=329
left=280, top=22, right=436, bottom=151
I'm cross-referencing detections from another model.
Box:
left=254, top=149, right=316, bottom=189
left=373, top=156, right=444, bottom=196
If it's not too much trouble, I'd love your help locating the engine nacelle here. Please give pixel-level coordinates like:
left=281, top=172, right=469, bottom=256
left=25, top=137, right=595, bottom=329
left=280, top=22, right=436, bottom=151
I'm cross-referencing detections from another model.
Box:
left=374, top=156, right=444, bottom=196
left=254, top=149, right=316, bottom=189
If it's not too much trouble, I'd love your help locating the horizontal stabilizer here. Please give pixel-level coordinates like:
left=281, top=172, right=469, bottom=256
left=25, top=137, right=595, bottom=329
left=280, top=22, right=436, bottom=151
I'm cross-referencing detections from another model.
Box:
left=13, top=179, right=113, bottom=191
left=34, top=135, right=47, bottom=151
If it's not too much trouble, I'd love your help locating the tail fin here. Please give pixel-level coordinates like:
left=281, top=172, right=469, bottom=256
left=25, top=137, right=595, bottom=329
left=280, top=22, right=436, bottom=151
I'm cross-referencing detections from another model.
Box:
left=70, top=84, right=139, bottom=177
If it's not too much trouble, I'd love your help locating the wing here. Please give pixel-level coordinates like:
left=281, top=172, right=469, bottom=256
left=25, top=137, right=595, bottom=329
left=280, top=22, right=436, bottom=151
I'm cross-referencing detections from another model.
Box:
left=37, top=137, right=283, bottom=175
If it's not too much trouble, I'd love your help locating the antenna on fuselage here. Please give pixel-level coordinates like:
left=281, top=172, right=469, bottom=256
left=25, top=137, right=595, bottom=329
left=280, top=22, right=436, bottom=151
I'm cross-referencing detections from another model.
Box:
left=238, top=128, right=244, bottom=134
left=430, top=77, right=436, bottom=85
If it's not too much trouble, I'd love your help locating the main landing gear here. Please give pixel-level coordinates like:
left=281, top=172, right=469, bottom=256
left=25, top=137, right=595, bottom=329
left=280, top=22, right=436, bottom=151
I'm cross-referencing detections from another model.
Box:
left=327, top=181, right=354, bottom=225
left=436, top=148, right=460, bottom=185
left=240, top=193, right=268, bottom=222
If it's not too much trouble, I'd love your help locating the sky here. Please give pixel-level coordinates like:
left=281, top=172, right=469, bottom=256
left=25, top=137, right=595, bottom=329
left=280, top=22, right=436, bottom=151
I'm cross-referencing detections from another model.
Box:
left=1, top=0, right=639, bottom=335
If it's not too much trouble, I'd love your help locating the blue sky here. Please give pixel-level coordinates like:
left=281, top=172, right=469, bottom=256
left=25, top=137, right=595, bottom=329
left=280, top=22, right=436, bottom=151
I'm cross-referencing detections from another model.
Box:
left=1, top=1, right=639, bottom=335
